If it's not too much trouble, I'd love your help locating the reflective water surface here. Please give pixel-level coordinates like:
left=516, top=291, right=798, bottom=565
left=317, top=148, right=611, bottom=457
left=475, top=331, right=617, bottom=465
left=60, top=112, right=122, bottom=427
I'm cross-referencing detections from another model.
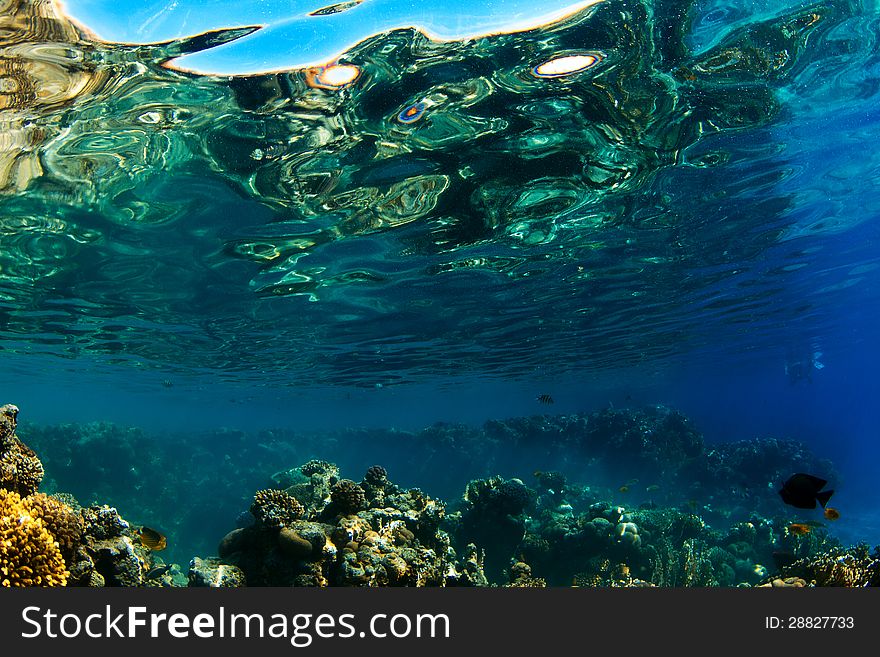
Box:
left=4, top=0, right=878, bottom=388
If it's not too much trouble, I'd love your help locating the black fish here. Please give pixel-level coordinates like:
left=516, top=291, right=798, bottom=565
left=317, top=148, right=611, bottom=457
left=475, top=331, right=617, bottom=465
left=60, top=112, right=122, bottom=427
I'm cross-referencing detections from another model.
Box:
left=537, top=394, right=554, bottom=405
left=145, top=564, right=172, bottom=580
left=779, top=473, right=834, bottom=509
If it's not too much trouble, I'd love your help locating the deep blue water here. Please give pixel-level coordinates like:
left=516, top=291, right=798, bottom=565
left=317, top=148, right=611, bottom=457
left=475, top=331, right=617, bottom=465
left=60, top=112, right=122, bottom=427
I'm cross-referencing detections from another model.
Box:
left=2, top=0, right=880, bottom=564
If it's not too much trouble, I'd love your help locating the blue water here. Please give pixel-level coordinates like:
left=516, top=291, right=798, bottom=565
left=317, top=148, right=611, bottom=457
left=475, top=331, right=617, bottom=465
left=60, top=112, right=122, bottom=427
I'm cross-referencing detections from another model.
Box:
left=2, top=0, right=880, bottom=571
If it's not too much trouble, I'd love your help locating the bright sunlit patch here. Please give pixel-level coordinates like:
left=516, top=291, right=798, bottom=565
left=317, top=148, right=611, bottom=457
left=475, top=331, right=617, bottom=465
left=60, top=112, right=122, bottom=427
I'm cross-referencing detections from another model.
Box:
left=532, top=53, right=603, bottom=78
left=306, top=63, right=361, bottom=89
left=397, top=101, right=427, bottom=124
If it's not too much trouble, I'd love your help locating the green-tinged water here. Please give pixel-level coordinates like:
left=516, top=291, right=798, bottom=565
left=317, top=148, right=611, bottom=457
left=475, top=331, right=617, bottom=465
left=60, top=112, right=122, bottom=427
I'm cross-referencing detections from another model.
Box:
left=2, top=0, right=869, bottom=383
left=3, top=0, right=880, bottom=589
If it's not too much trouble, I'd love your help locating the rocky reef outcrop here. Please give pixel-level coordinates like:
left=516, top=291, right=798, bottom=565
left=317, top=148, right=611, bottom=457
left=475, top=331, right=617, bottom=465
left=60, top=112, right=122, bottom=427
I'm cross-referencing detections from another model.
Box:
left=4, top=401, right=871, bottom=588
left=1, top=404, right=171, bottom=587
left=214, top=463, right=467, bottom=587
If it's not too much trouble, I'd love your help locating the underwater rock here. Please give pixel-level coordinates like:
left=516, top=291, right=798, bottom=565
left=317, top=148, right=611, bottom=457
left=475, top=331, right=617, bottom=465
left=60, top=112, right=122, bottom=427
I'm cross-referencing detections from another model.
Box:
left=681, top=436, right=838, bottom=520
left=455, top=476, right=536, bottom=581
left=758, top=577, right=808, bottom=588
left=20, top=402, right=843, bottom=568
left=218, top=528, right=251, bottom=558
left=278, top=527, right=315, bottom=559
left=68, top=506, right=154, bottom=587
left=449, top=544, right=489, bottom=587
left=188, top=557, right=246, bottom=587
left=88, top=536, right=145, bottom=587
left=215, top=461, right=458, bottom=587
left=80, top=505, right=129, bottom=540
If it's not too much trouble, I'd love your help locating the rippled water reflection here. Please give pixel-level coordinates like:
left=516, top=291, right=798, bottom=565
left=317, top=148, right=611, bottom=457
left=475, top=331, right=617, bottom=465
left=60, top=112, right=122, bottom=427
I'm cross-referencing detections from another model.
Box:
left=1, top=0, right=878, bottom=385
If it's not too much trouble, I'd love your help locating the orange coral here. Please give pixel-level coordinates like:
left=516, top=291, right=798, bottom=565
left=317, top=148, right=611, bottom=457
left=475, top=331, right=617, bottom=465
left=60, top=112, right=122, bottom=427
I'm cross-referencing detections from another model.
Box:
left=0, top=489, right=69, bottom=587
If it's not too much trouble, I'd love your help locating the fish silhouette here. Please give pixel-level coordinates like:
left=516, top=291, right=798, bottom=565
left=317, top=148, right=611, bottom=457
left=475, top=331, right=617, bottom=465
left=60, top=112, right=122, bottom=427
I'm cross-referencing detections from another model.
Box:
left=779, top=473, right=834, bottom=509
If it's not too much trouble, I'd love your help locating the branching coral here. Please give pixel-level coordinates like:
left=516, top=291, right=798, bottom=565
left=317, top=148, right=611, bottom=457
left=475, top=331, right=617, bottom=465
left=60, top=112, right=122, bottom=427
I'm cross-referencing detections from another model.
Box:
left=0, top=489, right=69, bottom=587
left=25, top=493, right=83, bottom=560
left=777, top=544, right=880, bottom=587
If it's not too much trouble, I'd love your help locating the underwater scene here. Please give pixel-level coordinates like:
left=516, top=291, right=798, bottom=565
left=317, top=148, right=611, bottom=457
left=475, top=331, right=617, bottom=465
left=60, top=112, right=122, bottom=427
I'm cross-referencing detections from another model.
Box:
left=1, top=0, right=879, bottom=588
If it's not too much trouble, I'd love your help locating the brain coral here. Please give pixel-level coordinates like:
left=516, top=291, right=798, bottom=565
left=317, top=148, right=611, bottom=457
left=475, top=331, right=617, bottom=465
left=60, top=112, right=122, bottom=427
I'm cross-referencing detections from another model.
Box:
left=0, top=489, right=69, bottom=587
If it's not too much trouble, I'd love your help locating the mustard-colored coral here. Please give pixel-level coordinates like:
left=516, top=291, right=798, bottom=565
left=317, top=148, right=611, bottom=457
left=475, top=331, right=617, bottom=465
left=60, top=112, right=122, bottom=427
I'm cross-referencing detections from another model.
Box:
left=25, top=493, right=83, bottom=559
left=0, top=489, right=69, bottom=587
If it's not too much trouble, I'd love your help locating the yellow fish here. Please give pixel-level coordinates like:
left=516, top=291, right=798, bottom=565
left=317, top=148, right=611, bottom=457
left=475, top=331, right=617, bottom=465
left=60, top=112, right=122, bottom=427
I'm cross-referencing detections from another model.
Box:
left=137, top=526, right=167, bottom=551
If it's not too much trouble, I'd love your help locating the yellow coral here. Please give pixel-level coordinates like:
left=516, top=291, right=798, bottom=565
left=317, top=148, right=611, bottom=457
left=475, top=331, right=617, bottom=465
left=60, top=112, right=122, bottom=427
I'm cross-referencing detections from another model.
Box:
left=0, top=489, right=68, bottom=587
left=25, top=493, right=83, bottom=558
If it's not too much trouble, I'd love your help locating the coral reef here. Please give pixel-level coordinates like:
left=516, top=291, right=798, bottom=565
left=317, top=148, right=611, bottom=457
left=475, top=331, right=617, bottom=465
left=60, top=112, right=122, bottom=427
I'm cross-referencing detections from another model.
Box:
left=0, top=489, right=68, bottom=587
left=572, top=559, right=654, bottom=587
left=188, top=557, right=246, bottom=587
left=364, top=465, right=388, bottom=487
left=7, top=401, right=874, bottom=588
left=504, top=561, right=547, bottom=588
left=329, top=480, right=366, bottom=516
left=68, top=505, right=154, bottom=587
left=454, top=476, right=535, bottom=580
left=21, top=403, right=842, bottom=568
left=24, top=493, right=83, bottom=562
left=0, top=404, right=44, bottom=496
left=758, top=576, right=808, bottom=588
left=1, top=403, right=166, bottom=587
left=211, top=463, right=485, bottom=587
left=301, top=460, right=339, bottom=479
left=250, top=489, right=305, bottom=529
left=770, top=544, right=880, bottom=587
